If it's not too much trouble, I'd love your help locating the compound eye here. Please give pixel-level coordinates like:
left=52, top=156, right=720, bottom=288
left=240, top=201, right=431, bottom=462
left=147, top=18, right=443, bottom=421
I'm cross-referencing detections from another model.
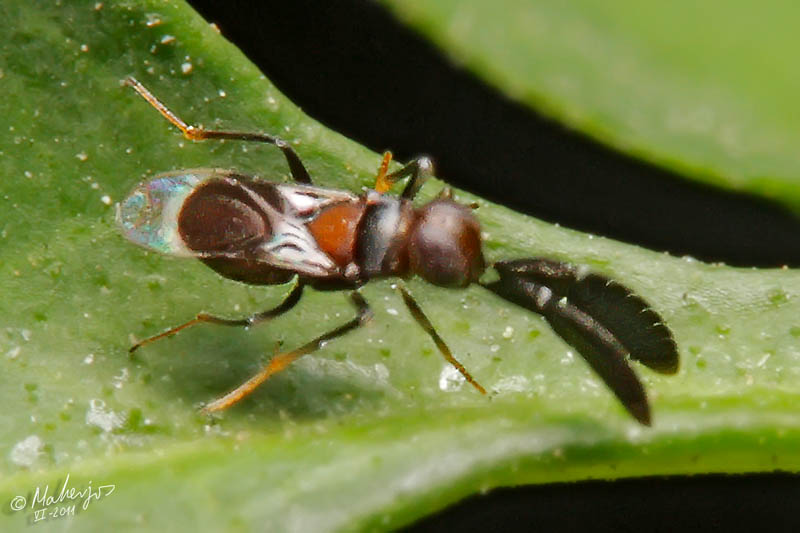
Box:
left=409, top=200, right=485, bottom=287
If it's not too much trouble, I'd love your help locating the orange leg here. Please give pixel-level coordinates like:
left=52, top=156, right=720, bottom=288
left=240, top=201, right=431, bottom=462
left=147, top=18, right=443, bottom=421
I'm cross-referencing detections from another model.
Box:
left=129, top=284, right=304, bottom=353
left=202, top=292, right=373, bottom=413
left=124, top=77, right=312, bottom=184
left=397, top=284, right=486, bottom=395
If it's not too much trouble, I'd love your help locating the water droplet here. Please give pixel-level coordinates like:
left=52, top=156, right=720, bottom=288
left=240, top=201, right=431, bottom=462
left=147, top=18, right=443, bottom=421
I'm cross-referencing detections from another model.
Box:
left=493, top=375, right=529, bottom=392
left=83, top=353, right=95, bottom=365
left=10, top=435, right=43, bottom=467
left=439, top=364, right=465, bottom=392
left=582, top=377, right=599, bottom=390
left=181, top=61, right=193, bottom=75
left=80, top=43, right=89, bottom=52
left=76, top=152, right=88, bottom=161
left=145, top=13, right=162, bottom=27
left=112, top=367, right=130, bottom=389
left=100, top=195, right=112, bottom=205
left=160, top=35, right=175, bottom=45
left=374, top=363, right=390, bottom=382
left=386, top=308, right=398, bottom=316
left=85, top=399, right=124, bottom=432
left=7, top=346, right=21, bottom=359
left=502, top=326, right=514, bottom=339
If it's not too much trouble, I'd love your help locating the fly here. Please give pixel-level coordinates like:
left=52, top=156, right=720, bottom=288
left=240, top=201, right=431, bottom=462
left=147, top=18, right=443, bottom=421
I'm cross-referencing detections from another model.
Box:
left=118, top=77, right=679, bottom=425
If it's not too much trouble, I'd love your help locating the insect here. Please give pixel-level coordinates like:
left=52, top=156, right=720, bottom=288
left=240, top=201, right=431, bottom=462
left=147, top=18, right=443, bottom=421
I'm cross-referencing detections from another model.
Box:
left=118, top=77, right=678, bottom=424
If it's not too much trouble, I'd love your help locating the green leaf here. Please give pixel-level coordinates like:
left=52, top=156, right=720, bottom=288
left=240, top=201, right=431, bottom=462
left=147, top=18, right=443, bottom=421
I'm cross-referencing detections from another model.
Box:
left=382, top=0, right=800, bottom=213
left=2, top=1, right=800, bottom=531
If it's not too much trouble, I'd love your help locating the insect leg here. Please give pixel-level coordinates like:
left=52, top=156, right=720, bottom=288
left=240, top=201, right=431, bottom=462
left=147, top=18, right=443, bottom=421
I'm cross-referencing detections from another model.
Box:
left=202, top=291, right=374, bottom=412
left=397, top=284, right=487, bottom=395
left=124, top=77, right=312, bottom=184
left=129, top=283, right=305, bottom=353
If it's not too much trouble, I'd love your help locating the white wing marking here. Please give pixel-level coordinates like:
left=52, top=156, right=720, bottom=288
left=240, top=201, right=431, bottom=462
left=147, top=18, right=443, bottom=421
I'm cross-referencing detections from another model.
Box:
left=277, top=183, right=359, bottom=218
left=239, top=182, right=340, bottom=277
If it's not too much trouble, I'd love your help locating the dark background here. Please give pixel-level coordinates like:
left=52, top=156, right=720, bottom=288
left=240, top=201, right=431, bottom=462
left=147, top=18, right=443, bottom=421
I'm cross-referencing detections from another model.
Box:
left=188, top=1, right=800, bottom=530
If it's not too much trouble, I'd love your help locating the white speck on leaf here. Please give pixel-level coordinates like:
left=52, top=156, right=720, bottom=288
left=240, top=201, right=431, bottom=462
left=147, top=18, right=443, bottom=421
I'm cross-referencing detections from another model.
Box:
left=10, top=435, right=43, bottom=467
left=85, top=399, right=124, bottom=432
left=439, top=364, right=465, bottom=392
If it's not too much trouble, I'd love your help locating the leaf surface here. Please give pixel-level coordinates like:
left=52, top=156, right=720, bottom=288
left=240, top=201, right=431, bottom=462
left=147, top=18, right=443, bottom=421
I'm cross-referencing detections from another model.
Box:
left=2, top=1, right=800, bottom=531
